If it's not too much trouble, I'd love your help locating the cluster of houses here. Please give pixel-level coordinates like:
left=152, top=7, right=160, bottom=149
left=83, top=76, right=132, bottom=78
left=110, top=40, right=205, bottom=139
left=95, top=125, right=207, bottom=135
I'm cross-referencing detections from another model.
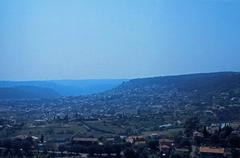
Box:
left=123, top=135, right=233, bottom=158
left=158, top=137, right=228, bottom=158
left=1, top=124, right=239, bottom=158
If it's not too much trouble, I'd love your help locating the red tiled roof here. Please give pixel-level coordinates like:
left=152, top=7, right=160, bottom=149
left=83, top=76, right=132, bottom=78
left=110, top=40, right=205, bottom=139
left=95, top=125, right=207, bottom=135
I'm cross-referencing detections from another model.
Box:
left=199, top=147, right=224, bottom=154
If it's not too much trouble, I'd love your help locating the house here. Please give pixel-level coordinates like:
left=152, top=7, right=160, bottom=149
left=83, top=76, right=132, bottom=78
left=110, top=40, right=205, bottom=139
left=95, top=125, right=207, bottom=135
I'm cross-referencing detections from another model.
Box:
left=159, top=139, right=174, bottom=157
left=126, top=136, right=145, bottom=144
left=159, top=139, right=174, bottom=148
left=150, top=133, right=160, bottom=140
left=15, top=135, right=39, bottom=141
left=71, top=137, right=98, bottom=146
left=159, top=124, right=172, bottom=130
left=174, top=148, right=190, bottom=157
left=193, top=131, right=204, bottom=138
left=231, top=130, right=240, bottom=136
left=104, top=137, right=116, bottom=144
left=34, top=119, right=46, bottom=126
left=193, top=131, right=204, bottom=144
left=199, top=146, right=225, bottom=158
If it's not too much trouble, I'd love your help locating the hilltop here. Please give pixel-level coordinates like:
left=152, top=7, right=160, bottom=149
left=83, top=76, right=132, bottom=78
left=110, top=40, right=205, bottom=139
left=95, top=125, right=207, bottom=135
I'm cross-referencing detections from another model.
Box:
left=82, top=72, right=239, bottom=109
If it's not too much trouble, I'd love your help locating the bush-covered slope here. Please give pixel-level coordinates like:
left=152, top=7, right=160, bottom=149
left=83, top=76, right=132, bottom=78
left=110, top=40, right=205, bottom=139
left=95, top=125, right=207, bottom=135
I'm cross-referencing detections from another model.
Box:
left=97, top=72, right=240, bottom=107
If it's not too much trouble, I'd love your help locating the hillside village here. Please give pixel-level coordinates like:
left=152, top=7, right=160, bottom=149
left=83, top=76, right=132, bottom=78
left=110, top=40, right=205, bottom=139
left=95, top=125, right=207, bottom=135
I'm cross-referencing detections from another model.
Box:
left=0, top=72, right=240, bottom=157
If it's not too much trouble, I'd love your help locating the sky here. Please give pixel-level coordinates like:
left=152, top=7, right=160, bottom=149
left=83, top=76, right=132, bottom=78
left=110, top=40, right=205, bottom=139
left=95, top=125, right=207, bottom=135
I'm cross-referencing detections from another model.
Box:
left=0, top=0, right=240, bottom=80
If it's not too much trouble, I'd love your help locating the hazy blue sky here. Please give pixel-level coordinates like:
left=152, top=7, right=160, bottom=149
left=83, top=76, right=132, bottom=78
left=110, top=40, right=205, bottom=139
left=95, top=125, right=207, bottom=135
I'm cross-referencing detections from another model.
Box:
left=0, top=0, right=240, bottom=80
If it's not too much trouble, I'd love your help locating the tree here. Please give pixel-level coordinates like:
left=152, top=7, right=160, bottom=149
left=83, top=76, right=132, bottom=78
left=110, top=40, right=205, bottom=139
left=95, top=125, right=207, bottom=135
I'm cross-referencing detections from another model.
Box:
left=64, top=114, right=69, bottom=122
left=2, top=139, right=12, bottom=154
left=58, top=144, right=65, bottom=155
left=184, top=117, right=200, bottom=137
left=22, top=138, right=32, bottom=152
left=170, top=154, right=183, bottom=158
left=12, top=139, right=22, bottom=155
left=113, top=144, right=122, bottom=157
left=210, top=134, right=220, bottom=145
left=95, top=145, right=104, bottom=156
left=175, top=136, right=191, bottom=147
left=21, top=137, right=34, bottom=157
left=40, top=134, right=44, bottom=143
left=227, top=134, right=240, bottom=148
left=220, top=126, right=233, bottom=139
left=203, top=126, right=209, bottom=138
left=124, top=148, right=138, bottom=158
left=148, top=141, right=158, bottom=151
left=88, top=145, right=96, bottom=156
left=104, top=145, right=113, bottom=155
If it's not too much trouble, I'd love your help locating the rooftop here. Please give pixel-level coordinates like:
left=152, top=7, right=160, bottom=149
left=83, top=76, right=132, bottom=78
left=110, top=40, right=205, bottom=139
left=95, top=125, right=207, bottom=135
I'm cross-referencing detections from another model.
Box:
left=159, top=139, right=174, bottom=143
left=199, top=147, right=224, bottom=154
left=72, top=137, right=98, bottom=142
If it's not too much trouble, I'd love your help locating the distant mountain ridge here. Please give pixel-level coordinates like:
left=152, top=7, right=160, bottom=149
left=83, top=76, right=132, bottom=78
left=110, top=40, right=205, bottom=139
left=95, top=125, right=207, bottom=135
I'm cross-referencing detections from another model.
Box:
left=0, top=79, right=128, bottom=98
left=0, top=86, right=60, bottom=99
left=1, top=72, right=239, bottom=101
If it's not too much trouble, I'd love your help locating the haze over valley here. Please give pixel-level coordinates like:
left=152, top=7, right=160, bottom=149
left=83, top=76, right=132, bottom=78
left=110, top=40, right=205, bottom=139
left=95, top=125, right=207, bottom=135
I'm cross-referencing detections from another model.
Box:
left=0, top=0, right=240, bottom=158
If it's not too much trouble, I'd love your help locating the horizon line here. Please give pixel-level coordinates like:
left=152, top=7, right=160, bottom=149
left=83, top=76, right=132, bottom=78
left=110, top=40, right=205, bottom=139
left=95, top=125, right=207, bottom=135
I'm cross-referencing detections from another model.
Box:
left=0, top=71, right=239, bottom=82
